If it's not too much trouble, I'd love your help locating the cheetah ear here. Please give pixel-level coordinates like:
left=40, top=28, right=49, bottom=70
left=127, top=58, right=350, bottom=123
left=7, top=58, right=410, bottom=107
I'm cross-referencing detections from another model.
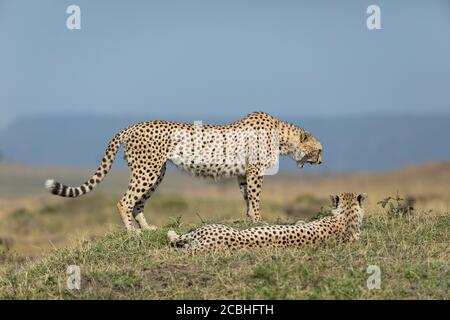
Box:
left=330, top=194, right=339, bottom=209
left=357, top=193, right=367, bottom=206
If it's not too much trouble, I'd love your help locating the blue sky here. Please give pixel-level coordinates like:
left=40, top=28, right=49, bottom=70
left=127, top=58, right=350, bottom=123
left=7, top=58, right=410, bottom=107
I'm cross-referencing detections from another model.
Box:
left=1, top=0, right=450, bottom=128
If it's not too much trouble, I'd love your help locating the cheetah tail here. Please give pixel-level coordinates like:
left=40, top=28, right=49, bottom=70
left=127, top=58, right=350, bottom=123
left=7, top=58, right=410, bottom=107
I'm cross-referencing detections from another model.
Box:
left=44, top=129, right=126, bottom=198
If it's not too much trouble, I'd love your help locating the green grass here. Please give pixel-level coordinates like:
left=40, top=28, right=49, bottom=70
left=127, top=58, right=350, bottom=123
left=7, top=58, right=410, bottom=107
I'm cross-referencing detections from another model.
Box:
left=1, top=211, right=448, bottom=299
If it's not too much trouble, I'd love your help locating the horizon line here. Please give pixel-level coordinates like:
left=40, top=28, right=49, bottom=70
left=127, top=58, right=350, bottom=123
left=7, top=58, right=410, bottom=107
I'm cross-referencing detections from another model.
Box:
left=2, top=110, right=450, bottom=129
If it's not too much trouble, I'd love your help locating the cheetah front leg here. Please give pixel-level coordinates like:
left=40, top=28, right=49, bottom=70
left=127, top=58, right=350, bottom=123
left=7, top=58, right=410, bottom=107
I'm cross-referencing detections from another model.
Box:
left=244, top=166, right=264, bottom=223
left=166, top=230, right=203, bottom=253
left=237, top=176, right=250, bottom=220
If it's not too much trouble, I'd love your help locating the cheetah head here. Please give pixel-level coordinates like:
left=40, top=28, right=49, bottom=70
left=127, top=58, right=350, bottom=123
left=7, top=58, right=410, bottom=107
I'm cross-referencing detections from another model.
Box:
left=279, top=122, right=323, bottom=168
left=294, top=133, right=323, bottom=169
left=329, top=192, right=367, bottom=216
left=329, top=192, right=367, bottom=241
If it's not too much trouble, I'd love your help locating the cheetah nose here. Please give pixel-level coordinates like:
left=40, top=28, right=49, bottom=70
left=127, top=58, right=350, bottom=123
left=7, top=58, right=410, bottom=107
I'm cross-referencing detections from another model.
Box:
left=318, top=160, right=322, bottom=164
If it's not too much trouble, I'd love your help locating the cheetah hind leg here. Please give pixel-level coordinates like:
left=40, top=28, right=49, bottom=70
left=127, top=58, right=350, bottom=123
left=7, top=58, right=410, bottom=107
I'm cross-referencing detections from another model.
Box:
left=118, top=171, right=164, bottom=232
left=132, top=163, right=166, bottom=231
left=117, top=199, right=140, bottom=233
left=132, top=200, right=158, bottom=231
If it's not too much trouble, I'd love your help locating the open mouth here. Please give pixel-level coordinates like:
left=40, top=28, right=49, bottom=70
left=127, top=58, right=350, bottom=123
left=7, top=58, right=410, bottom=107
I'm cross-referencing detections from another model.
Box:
left=297, top=160, right=306, bottom=169
left=297, top=160, right=321, bottom=168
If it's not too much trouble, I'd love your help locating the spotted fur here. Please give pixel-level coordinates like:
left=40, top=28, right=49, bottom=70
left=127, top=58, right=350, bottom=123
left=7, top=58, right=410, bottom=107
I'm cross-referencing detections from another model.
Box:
left=168, top=192, right=366, bottom=254
left=45, top=112, right=322, bottom=232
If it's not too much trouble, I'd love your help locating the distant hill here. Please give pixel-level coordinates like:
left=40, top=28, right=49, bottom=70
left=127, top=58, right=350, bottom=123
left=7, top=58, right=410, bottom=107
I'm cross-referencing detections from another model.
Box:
left=1, top=114, right=449, bottom=172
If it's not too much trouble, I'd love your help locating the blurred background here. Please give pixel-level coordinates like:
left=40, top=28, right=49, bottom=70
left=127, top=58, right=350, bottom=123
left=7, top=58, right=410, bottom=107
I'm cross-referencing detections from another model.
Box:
left=0, top=0, right=449, bottom=258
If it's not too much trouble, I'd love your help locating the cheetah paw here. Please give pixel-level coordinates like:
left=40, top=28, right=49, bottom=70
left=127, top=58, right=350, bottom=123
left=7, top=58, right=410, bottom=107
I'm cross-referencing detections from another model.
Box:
left=167, top=230, right=179, bottom=245
left=142, top=224, right=158, bottom=231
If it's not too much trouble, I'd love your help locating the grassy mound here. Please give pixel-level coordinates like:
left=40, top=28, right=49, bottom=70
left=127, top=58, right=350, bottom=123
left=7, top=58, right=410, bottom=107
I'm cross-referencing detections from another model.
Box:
left=1, top=212, right=448, bottom=299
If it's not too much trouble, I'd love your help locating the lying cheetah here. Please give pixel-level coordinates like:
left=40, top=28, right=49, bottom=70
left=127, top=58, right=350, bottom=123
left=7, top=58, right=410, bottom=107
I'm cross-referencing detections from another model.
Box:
left=45, top=112, right=322, bottom=232
left=167, top=192, right=366, bottom=254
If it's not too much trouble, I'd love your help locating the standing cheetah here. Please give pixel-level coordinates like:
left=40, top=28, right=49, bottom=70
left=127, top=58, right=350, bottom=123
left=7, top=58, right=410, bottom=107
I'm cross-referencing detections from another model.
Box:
left=167, top=192, right=366, bottom=254
left=45, top=112, right=322, bottom=232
